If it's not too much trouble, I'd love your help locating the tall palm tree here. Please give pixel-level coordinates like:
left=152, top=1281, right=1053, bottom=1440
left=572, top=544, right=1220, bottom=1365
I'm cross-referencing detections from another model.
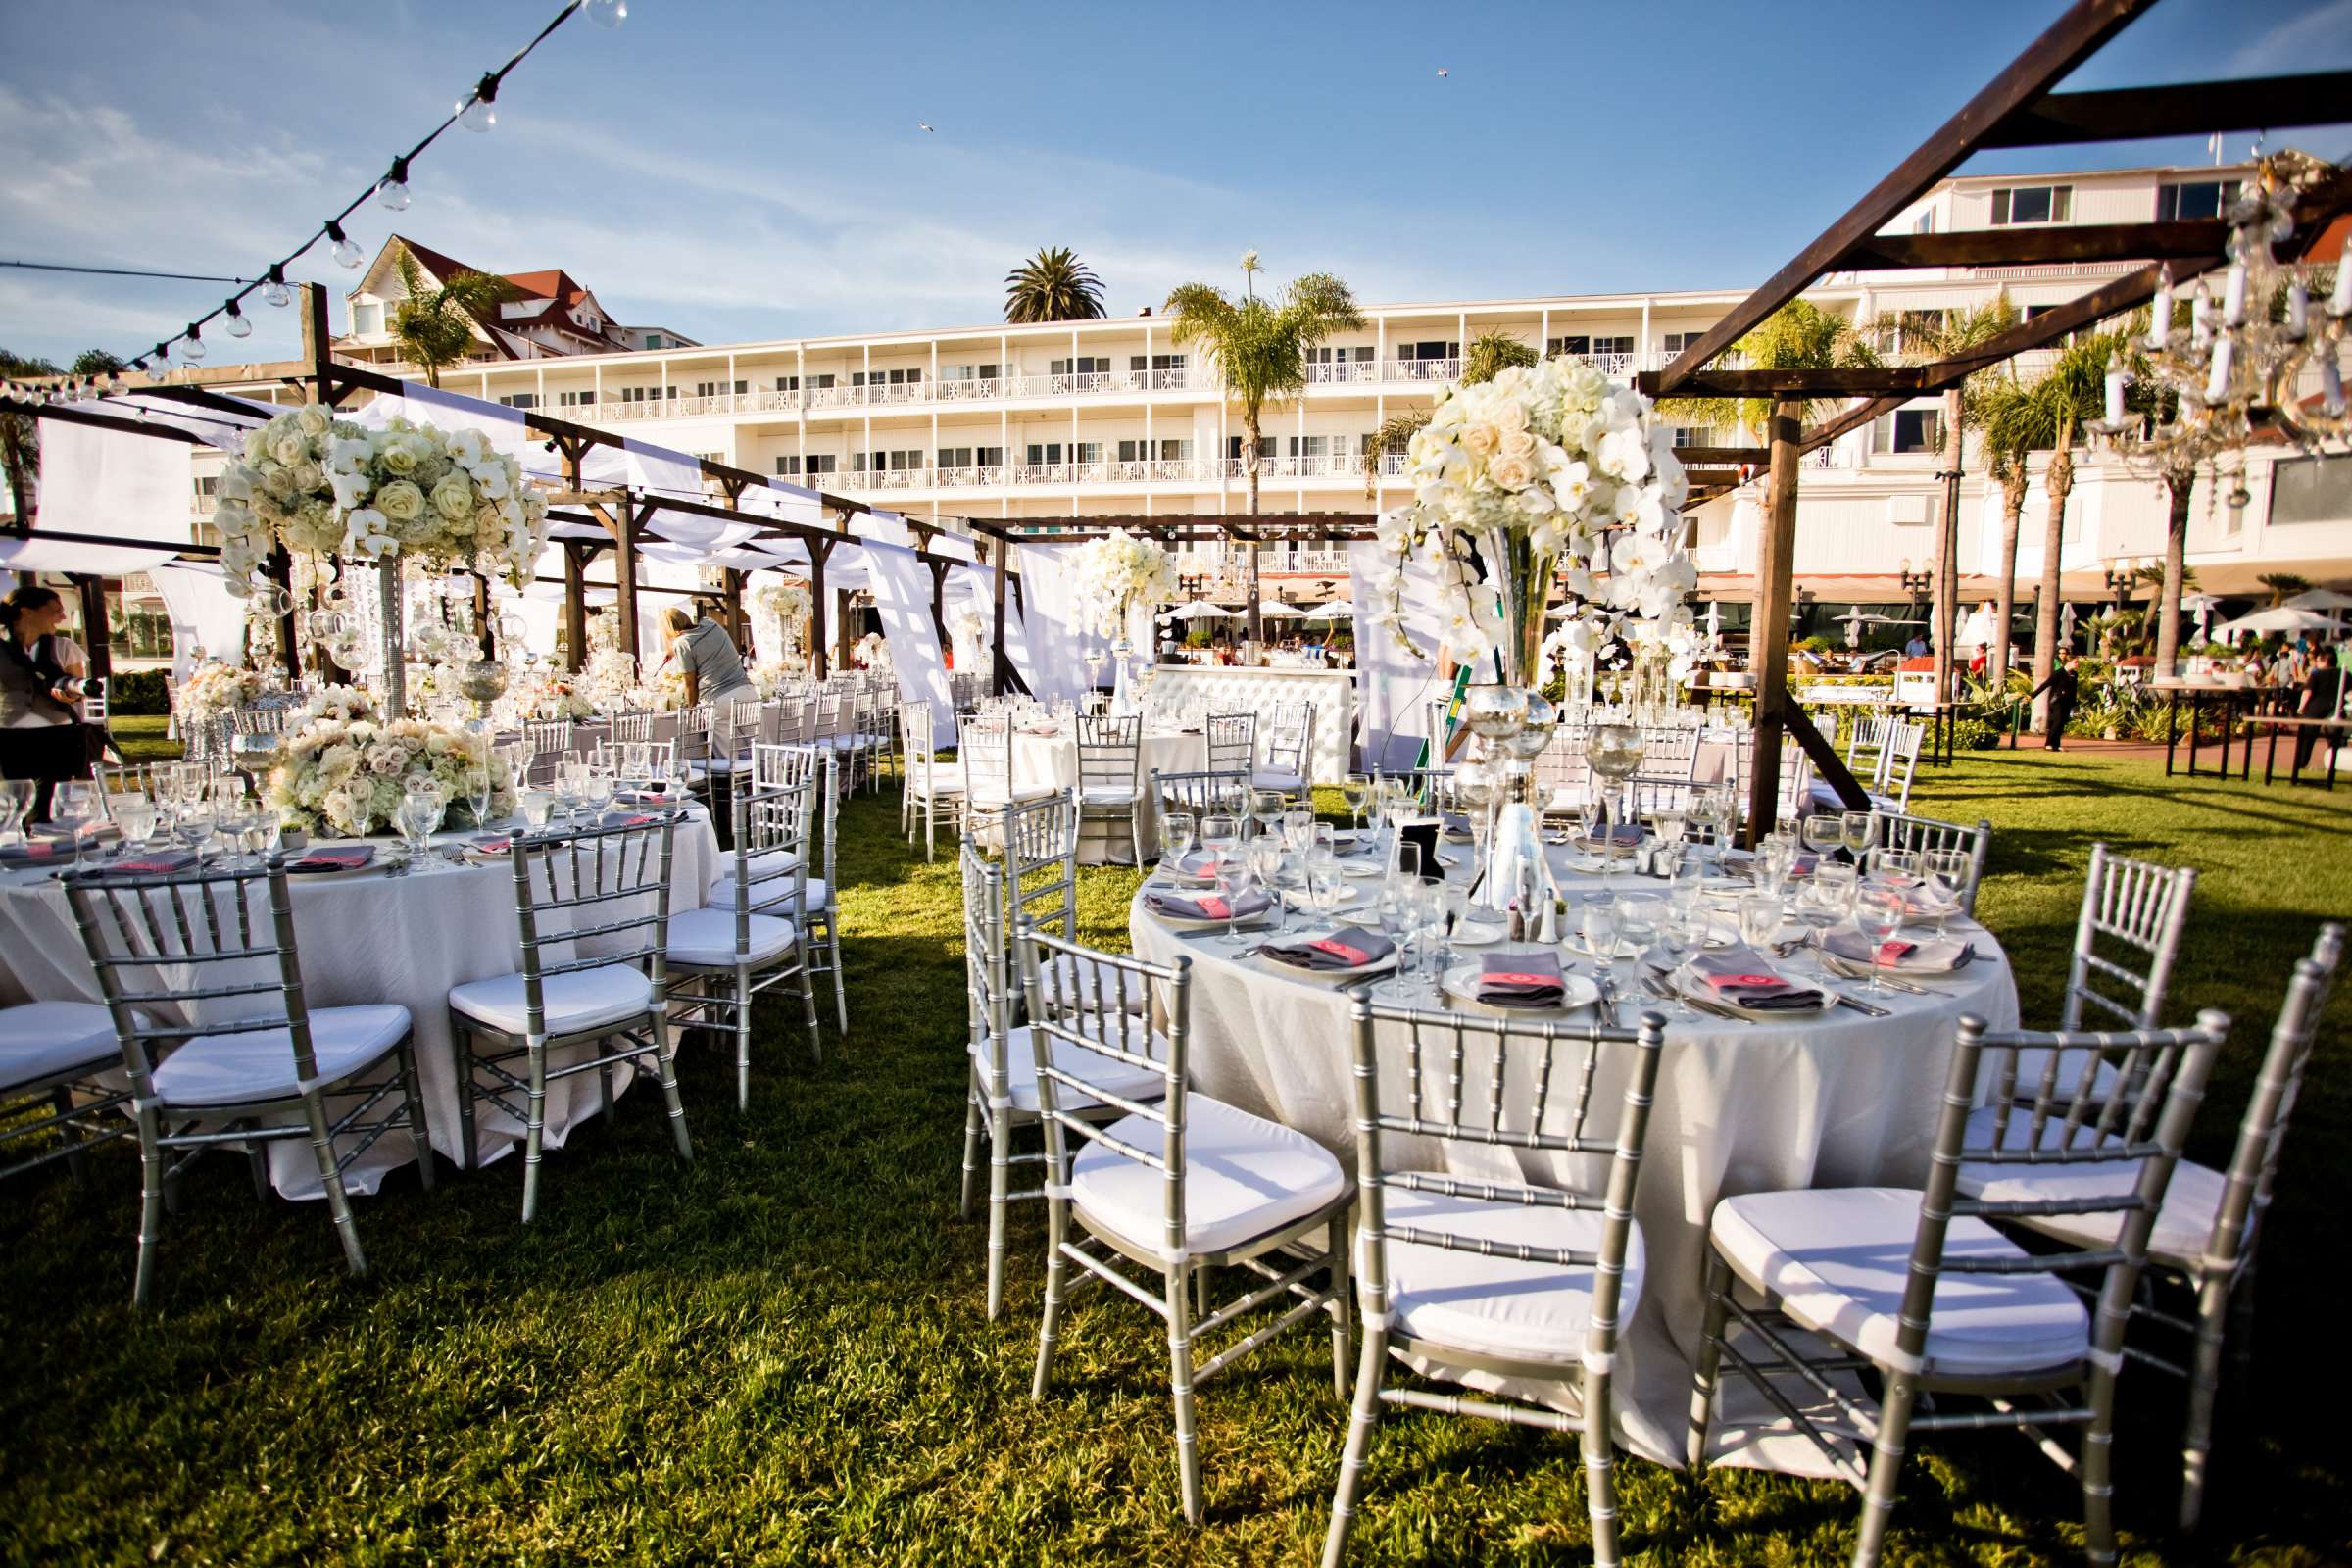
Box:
left=1654, top=298, right=1882, bottom=439
left=1165, top=257, right=1363, bottom=641
left=391, top=250, right=513, bottom=388
left=2021, top=330, right=2127, bottom=728
left=1361, top=329, right=1537, bottom=494
left=0, top=346, right=60, bottom=524
left=1973, top=374, right=2041, bottom=689
left=2259, top=571, right=2312, bottom=607
left=1003, top=246, right=1105, bottom=324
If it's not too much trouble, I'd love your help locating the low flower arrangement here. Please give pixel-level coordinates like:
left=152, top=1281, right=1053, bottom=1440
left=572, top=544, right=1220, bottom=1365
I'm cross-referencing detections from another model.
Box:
left=214, top=404, right=554, bottom=599
left=1069, top=528, right=1174, bottom=639
left=576, top=612, right=638, bottom=708
left=520, top=671, right=597, bottom=721
left=752, top=580, right=812, bottom=664
left=266, top=717, right=515, bottom=839
left=176, top=662, right=263, bottom=723
left=853, top=631, right=891, bottom=672
left=751, top=661, right=805, bottom=697
left=296, top=683, right=378, bottom=726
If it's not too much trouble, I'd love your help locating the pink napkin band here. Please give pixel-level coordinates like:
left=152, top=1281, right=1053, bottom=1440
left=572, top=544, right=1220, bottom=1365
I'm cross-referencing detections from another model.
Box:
left=1194, top=896, right=1230, bottom=919
left=1707, top=972, right=1787, bottom=991
left=1308, top=939, right=1369, bottom=964
left=1876, top=940, right=1917, bottom=962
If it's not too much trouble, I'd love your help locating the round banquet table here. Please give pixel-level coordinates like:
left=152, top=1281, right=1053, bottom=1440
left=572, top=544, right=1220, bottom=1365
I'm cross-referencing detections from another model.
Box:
left=1128, top=838, right=2019, bottom=1471
left=0, top=805, right=721, bottom=1201
left=1009, top=726, right=1208, bottom=864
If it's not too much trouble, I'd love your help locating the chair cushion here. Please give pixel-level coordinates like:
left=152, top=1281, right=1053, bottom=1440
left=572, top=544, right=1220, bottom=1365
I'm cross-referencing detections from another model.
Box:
left=1378, top=1188, right=1647, bottom=1364
left=968, top=785, right=1055, bottom=809
left=1080, top=786, right=1141, bottom=806
left=1252, top=769, right=1307, bottom=793
left=1953, top=1106, right=2223, bottom=1269
left=972, top=1024, right=1168, bottom=1115
left=152, top=1004, right=412, bottom=1108
left=666, top=906, right=800, bottom=968
left=708, top=849, right=802, bottom=903
left=0, top=1001, right=122, bottom=1095
left=448, top=964, right=656, bottom=1037
left=1711, top=1186, right=2090, bottom=1377
left=1072, top=1095, right=1348, bottom=1259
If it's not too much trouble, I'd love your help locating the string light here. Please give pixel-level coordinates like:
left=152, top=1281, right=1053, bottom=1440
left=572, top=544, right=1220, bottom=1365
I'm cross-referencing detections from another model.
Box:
left=587, top=0, right=626, bottom=25
left=325, top=220, right=364, bottom=269
left=376, top=156, right=413, bottom=212
left=223, top=300, right=252, bottom=339
left=180, top=324, right=206, bottom=363
left=262, top=265, right=292, bottom=309
left=458, top=73, right=499, bottom=133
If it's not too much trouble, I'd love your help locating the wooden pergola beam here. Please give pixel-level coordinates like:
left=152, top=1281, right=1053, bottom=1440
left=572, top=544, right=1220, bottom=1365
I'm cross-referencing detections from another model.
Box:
left=1976, top=70, right=2352, bottom=149
left=1643, top=367, right=1937, bottom=398
left=1837, top=217, right=2230, bottom=270
left=1651, top=0, right=2156, bottom=395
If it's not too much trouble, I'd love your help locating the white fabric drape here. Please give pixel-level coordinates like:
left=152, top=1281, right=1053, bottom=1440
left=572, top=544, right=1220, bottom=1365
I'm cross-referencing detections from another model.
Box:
left=1348, top=537, right=1447, bottom=771
left=1013, top=542, right=1090, bottom=705
left=149, top=561, right=250, bottom=676
left=348, top=384, right=555, bottom=482
left=950, top=563, right=1034, bottom=693
left=32, top=422, right=194, bottom=545
left=858, top=514, right=956, bottom=747
left=0, top=538, right=178, bottom=575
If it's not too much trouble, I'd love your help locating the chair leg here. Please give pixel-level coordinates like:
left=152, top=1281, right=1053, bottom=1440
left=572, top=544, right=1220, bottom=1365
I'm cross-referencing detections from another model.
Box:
left=1322, top=1324, right=1390, bottom=1568
left=51, top=1086, right=90, bottom=1189
left=130, top=1100, right=167, bottom=1308
left=1688, top=1248, right=1734, bottom=1468
left=245, top=1126, right=272, bottom=1200
left=1328, top=1210, right=1351, bottom=1398
left=2180, top=1267, right=2235, bottom=1532
left=1032, top=1180, right=1069, bottom=1399
left=985, top=1102, right=1012, bottom=1320
left=1583, top=1350, right=1622, bottom=1568
left=734, top=964, right=754, bottom=1112
left=798, top=944, right=820, bottom=1055
left=1165, top=1260, right=1204, bottom=1525
left=521, top=1036, right=549, bottom=1224
left=958, top=1066, right=984, bottom=1219
left=397, top=1042, right=435, bottom=1192
left=1851, top=1369, right=1919, bottom=1568
left=2082, top=1358, right=2123, bottom=1565
left=453, top=1023, right=479, bottom=1172
left=827, top=918, right=848, bottom=1034
left=649, top=1010, right=694, bottom=1163
left=301, top=1091, right=368, bottom=1279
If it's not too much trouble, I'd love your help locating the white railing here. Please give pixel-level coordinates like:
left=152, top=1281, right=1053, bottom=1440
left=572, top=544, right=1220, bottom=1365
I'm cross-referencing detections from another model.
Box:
left=1385, top=357, right=1461, bottom=382
left=1304, top=359, right=1382, bottom=385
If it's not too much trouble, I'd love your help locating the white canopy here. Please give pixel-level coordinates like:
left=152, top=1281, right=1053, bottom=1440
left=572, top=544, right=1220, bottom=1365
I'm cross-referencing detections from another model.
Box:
left=2283, top=588, right=2352, bottom=613
left=1302, top=602, right=1350, bottom=620
left=1161, top=599, right=1238, bottom=621
left=1255, top=598, right=1309, bottom=616
left=2214, top=605, right=2344, bottom=638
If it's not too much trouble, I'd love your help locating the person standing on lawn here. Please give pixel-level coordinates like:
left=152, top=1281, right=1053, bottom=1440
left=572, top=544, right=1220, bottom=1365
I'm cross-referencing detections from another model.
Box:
left=2030, top=653, right=2081, bottom=752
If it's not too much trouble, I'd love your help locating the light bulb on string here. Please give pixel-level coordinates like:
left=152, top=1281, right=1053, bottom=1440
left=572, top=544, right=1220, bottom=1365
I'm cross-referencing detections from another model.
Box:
left=326, top=220, right=364, bottom=269
left=377, top=156, right=412, bottom=212
left=180, top=325, right=206, bottom=363
left=262, top=265, right=292, bottom=309
left=458, top=73, right=499, bottom=132
left=586, top=0, right=627, bottom=26
left=224, top=301, right=252, bottom=339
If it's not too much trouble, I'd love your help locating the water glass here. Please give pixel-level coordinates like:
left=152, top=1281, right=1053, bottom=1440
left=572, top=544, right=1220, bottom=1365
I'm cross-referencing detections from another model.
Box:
left=1840, top=809, right=1877, bottom=863
left=1280, top=810, right=1315, bottom=856
left=113, top=796, right=158, bottom=852
left=1856, top=885, right=1908, bottom=993
left=520, top=789, right=556, bottom=831
left=1248, top=838, right=1289, bottom=932
left=1160, top=810, right=1196, bottom=876
left=1581, top=893, right=1621, bottom=961
left=466, top=768, right=496, bottom=830
left=50, top=781, right=98, bottom=871
left=1200, top=812, right=1239, bottom=884
left=1215, top=860, right=1257, bottom=950
left=1923, top=847, right=1971, bottom=936
left=1342, top=774, right=1372, bottom=833
left=1738, top=890, right=1785, bottom=950
left=1250, top=789, right=1286, bottom=842
left=584, top=765, right=616, bottom=819
left=1617, top=893, right=1664, bottom=963
left=171, top=800, right=217, bottom=866
left=1801, top=813, right=1843, bottom=860
left=0, top=778, right=33, bottom=846
left=1870, top=847, right=1921, bottom=890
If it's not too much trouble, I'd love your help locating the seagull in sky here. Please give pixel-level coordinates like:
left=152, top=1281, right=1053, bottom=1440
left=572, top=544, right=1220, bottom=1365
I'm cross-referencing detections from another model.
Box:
left=1435, top=68, right=1448, bottom=77
left=917, top=121, right=936, bottom=133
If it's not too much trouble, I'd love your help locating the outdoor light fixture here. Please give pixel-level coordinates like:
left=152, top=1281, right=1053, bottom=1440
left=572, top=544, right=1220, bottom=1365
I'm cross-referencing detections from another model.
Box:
left=326, top=221, right=363, bottom=269
left=1897, top=559, right=1932, bottom=598
left=223, top=301, right=252, bottom=339
left=585, top=0, right=627, bottom=26
left=179, top=324, right=206, bottom=363
left=262, top=265, right=292, bottom=309
left=458, top=73, right=499, bottom=133
left=376, top=156, right=413, bottom=212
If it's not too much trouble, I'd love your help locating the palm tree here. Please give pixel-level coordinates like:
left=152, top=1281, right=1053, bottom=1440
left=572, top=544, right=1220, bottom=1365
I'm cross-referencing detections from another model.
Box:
left=1361, top=329, right=1537, bottom=494
left=390, top=250, right=513, bottom=388
left=0, top=346, right=60, bottom=524
left=1654, top=298, right=1882, bottom=439
left=1164, top=256, right=1363, bottom=641
left=1003, top=246, right=1105, bottom=324
left=2259, top=571, right=2311, bottom=607
left=2022, top=330, right=2129, bottom=728
left=1973, top=374, right=2040, bottom=690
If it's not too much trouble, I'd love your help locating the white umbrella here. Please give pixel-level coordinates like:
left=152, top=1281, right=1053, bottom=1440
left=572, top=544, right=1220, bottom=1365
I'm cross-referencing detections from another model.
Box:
left=2060, top=602, right=2077, bottom=642
left=1303, top=602, right=1351, bottom=620
left=1255, top=598, right=1309, bottom=617
left=2213, top=605, right=2343, bottom=638
left=2283, top=588, right=2352, bottom=615
left=1159, top=599, right=1239, bottom=621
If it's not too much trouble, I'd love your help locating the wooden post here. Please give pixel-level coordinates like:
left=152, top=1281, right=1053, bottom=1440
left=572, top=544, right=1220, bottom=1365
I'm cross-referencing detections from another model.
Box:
left=1746, top=398, right=1804, bottom=846
left=929, top=559, right=950, bottom=651
left=68, top=572, right=112, bottom=689
left=809, top=537, right=832, bottom=680
left=612, top=503, right=643, bottom=677
left=562, top=541, right=588, bottom=671
left=721, top=568, right=746, bottom=649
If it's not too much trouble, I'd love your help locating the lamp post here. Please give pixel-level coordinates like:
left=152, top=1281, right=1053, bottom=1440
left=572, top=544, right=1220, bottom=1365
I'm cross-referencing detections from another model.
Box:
left=2103, top=558, right=2136, bottom=612
left=1897, top=558, right=1933, bottom=605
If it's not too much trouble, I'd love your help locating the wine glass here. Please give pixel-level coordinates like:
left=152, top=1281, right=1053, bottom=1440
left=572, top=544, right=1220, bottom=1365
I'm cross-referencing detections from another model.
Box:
left=1250, top=789, right=1286, bottom=844
left=1200, top=810, right=1239, bottom=887
left=1342, top=773, right=1372, bottom=835
left=399, top=780, right=447, bottom=873
left=242, top=802, right=281, bottom=866
left=1213, top=856, right=1258, bottom=951
left=1281, top=809, right=1315, bottom=857
left=1, top=778, right=34, bottom=847
left=1840, top=809, right=1877, bottom=865
left=1856, top=884, right=1908, bottom=994
left=1617, top=894, right=1663, bottom=967
left=171, top=798, right=217, bottom=868
left=1654, top=904, right=1702, bottom=1016
left=554, top=757, right=588, bottom=829
left=1372, top=867, right=1420, bottom=999
left=465, top=767, right=495, bottom=830
left=1160, top=810, right=1197, bottom=880
left=113, top=793, right=159, bottom=855
left=1870, top=847, right=1921, bottom=892
left=1249, top=836, right=1290, bottom=934
left=49, top=781, right=98, bottom=872
left=1308, top=851, right=1346, bottom=929
left=1923, top=847, right=1971, bottom=938
left=1801, top=812, right=1842, bottom=863
left=584, top=764, right=616, bottom=821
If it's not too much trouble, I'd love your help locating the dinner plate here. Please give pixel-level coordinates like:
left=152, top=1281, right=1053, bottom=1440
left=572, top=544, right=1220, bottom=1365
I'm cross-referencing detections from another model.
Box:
left=1254, top=928, right=1397, bottom=983
left=1440, top=961, right=1602, bottom=1015
left=1449, top=919, right=1508, bottom=947
left=1146, top=902, right=1277, bottom=933
left=282, top=853, right=381, bottom=879
left=1679, top=968, right=1835, bottom=1020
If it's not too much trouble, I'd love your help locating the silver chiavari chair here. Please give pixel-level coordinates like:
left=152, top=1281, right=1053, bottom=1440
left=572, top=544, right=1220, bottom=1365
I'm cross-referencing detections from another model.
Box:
left=1018, top=924, right=1353, bottom=1524
left=446, top=812, right=691, bottom=1222
left=666, top=771, right=821, bottom=1108
left=0, top=999, right=134, bottom=1192
left=1871, top=720, right=1925, bottom=814
left=1876, top=810, right=1993, bottom=916
left=1205, top=712, right=1256, bottom=778
left=900, top=701, right=963, bottom=862
left=1324, top=997, right=1667, bottom=1568
left=1687, top=1007, right=2230, bottom=1568
left=671, top=704, right=712, bottom=801
left=608, top=710, right=657, bottom=744
left=64, top=857, right=435, bottom=1306
left=1253, top=702, right=1316, bottom=802
left=2066, top=842, right=2197, bottom=1031
left=1842, top=712, right=1891, bottom=785
left=694, top=695, right=763, bottom=844
left=1532, top=726, right=1592, bottom=822
left=961, top=711, right=1051, bottom=836
left=1150, top=766, right=1251, bottom=822
left=524, top=718, right=574, bottom=761
left=958, top=833, right=1167, bottom=1320
left=1954, top=924, right=2341, bottom=1532
left=746, top=744, right=847, bottom=1036
left=1075, top=712, right=1147, bottom=867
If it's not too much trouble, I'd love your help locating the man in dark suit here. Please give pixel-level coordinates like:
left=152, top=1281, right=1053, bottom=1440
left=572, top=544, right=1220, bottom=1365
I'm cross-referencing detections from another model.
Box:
left=2030, top=654, right=2081, bottom=751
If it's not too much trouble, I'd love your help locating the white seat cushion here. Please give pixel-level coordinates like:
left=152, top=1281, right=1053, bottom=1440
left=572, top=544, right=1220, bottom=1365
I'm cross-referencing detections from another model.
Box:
left=1080, top=786, right=1141, bottom=806
left=665, top=906, right=801, bottom=968
left=448, top=964, right=655, bottom=1037
left=0, top=1001, right=122, bottom=1095
left=1252, top=768, right=1306, bottom=793
left=1379, top=1188, right=1647, bottom=1364
left=972, top=1024, right=1168, bottom=1114
left=707, top=849, right=802, bottom=904
left=1072, top=1095, right=1349, bottom=1259
left=968, top=785, right=1055, bottom=809
left=907, top=773, right=963, bottom=799
left=1711, top=1186, right=2090, bottom=1378
left=1953, top=1106, right=2223, bottom=1269
left=152, top=1004, right=412, bottom=1108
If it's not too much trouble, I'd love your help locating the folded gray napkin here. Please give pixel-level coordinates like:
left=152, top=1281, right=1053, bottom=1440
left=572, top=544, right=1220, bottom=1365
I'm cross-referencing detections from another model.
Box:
left=286, top=846, right=375, bottom=873
left=106, top=851, right=198, bottom=876
left=1260, top=925, right=1394, bottom=970
left=1689, top=946, right=1824, bottom=1010
left=1478, top=950, right=1566, bottom=1007
left=1144, top=887, right=1272, bottom=921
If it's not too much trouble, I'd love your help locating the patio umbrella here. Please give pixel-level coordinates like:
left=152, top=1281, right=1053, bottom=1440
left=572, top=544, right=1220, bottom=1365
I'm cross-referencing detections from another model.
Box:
left=1159, top=599, right=1239, bottom=621
left=1255, top=598, right=1308, bottom=616
left=1303, top=602, right=1351, bottom=620
left=2283, top=588, right=2352, bottom=616
left=2212, top=605, right=2343, bottom=639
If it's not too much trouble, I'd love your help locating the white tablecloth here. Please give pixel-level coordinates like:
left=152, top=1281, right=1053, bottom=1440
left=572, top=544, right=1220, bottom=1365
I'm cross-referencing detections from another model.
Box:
left=0, top=807, right=721, bottom=1200
left=1009, top=728, right=1207, bottom=864
left=1129, top=842, right=2019, bottom=1470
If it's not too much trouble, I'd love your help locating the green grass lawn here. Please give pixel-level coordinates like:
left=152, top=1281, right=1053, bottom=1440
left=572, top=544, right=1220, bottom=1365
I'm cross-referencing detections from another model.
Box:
left=3, top=744, right=2347, bottom=1565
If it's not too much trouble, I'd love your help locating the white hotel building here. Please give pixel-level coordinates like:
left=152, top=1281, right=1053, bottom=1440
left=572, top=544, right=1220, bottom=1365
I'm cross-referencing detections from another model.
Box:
left=259, top=159, right=2352, bottom=617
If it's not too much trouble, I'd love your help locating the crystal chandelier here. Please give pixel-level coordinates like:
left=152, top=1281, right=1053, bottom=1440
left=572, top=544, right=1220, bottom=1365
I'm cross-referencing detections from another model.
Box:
left=2088, top=156, right=2351, bottom=518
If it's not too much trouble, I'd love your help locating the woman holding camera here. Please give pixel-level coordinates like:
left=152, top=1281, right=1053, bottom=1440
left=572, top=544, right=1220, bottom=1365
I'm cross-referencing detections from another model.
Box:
left=1, top=585, right=93, bottom=822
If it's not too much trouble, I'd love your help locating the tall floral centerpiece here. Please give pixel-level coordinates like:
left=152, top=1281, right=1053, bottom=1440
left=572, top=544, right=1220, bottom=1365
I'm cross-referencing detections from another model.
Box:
left=1070, top=528, right=1174, bottom=713
left=265, top=716, right=516, bottom=839
left=1377, top=358, right=1695, bottom=906
left=213, top=405, right=554, bottom=715
left=947, top=604, right=991, bottom=674
left=752, top=580, right=812, bottom=668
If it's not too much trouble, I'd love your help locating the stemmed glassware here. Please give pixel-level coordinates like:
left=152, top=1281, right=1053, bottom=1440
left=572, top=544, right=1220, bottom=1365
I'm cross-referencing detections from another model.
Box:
left=1199, top=808, right=1239, bottom=892
left=49, top=781, right=98, bottom=872
left=554, top=756, right=589, bottom=829
left=1801, top=812, right=1842, bottom=865
left=1250, top=789, right=1286, bottom=844
left=1159, top=810, right=1196, bottom=880
left=1840, top=809, right=1878, bottom=866
left=396, top=779, right=448, bottom=874
left=466, top=765, right=496, bottom=831
left=170, top=797, right=217, bottom=868
left=1923, top=847, right=1971, bottom=938
left=1213, top=852, right=1257, bottom=951
left=112, top=791, right=158, bottom=856
left=1855, top=884, right=1908, bottom=995
left=0, top=778, right=33, bottom=847
left=1249, top=835, right=1290, bottom=935
left=583, top=763, right=616, bottom=821
left=1587, top=722, right=1644, bottom=842
left=1342, top=774, right=1372, bottom=836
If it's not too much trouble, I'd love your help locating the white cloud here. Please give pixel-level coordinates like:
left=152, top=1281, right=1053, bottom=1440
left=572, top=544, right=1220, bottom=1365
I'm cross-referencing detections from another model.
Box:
left=2229, top=0, right=2352, bottom=73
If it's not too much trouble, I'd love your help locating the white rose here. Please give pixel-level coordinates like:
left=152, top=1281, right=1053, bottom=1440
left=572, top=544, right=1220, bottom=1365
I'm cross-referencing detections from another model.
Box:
left=242, top=429, right=270, bottom=463
left=1492, top=398, right=1529, bottom=434
left=1498, top=428, right=1536, bottom=461
left=271, top=432, right=307, bottom=466
left=430, top=473, right=476, bottom=521
left=296, top=405, right=331, bottom=437
left=374, top=436, right=419, bottom=475
left=1461, top=422, right=1500, bottom=458
left=1488, top=453, right=1535, bottom=491
left=375, top=478, right=426, bottom=523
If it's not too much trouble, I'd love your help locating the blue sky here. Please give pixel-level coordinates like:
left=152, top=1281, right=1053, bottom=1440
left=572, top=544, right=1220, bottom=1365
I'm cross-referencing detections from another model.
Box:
left=3, top=0, right=2349, bottom=370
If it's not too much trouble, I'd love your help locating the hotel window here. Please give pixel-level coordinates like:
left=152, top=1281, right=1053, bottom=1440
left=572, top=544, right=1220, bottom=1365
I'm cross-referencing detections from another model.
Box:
left=1402, top=340, right=1459, bottom=360
left=1288, top=435, right=1331, bottom=458
left=1876, top=408, right=1942, bottom=454
left=1225, top=436, right=1277, bottom=459
left=557, top=389, right=595, bottom=407
left=352, top=301, right=384, bottom=335
left=1305, top=345, right=1375, bottom=363
left=497, top=392, right=540, bottom=410
left=618, top=385, right=674, bottom=403
left=1024, top=443, right=1065, bottom=466
left=644, top=334, right=665, bottom=349
left=804, top=454, right=837, bottom=476
left=1912, top=208, right=1936, bottom=234
left=976, top=445, right=1003, bottom=466
left=1660, top=331, right=1706, bottom=357
left=1049, top=356, right=1111, bottom=375
left=1547, top=335, right=1588, bottom=356
left=1670, top=427, right=1705, bottom=447
left=1990, top=184, right=2072, bottom=224
left=853, top=368, right=924, bottom=389
left=2156, top=178, right=2241, bottom=221
left=1118, top=438, right=1194, bottom=462
left=940, top=363, right=1002, bottom=381
left=775, top=456, right=802, bottom=476
left=811, top=373, right=836, bottom=390
left=1129, top=353, right=1187, bottom=372
left=774, top=375, right=799, bottom=392
left=1073, top=442, right=1104, bottom=465
left=936, top=447, right=974, bottom=468
left=1590, top=335, right=1635, bottom=357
